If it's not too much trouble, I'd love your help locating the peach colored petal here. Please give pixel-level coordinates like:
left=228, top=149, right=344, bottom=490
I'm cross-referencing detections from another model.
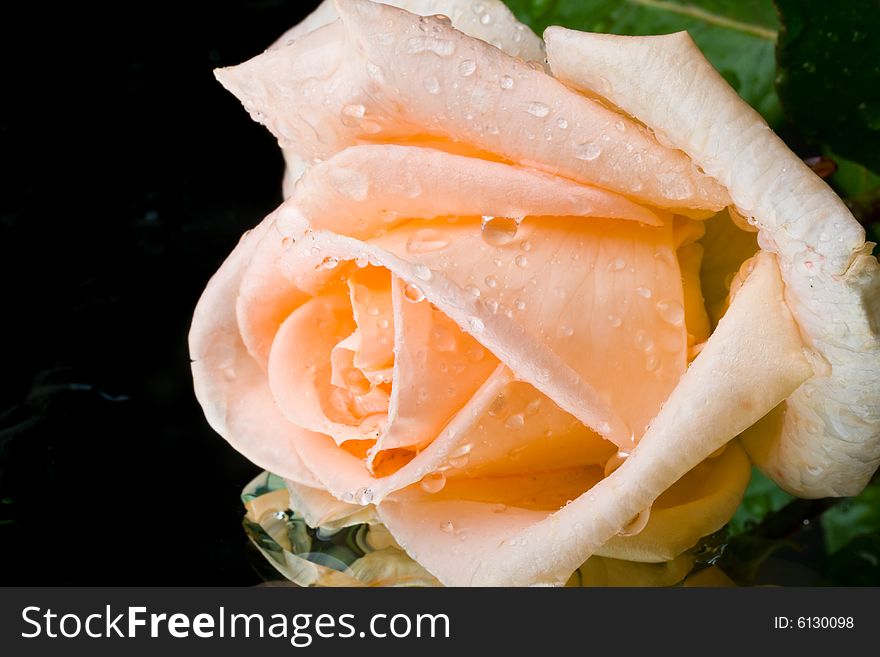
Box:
left=545, top=28, right=880, bottom=497
left=271, top=0, right=546, bottom=197
left=365, top=215, right=687, bottom=443
left=595, top=441, right=750, bottom=562
left=346, top=267, right=395, bottom=371
left=376, top=252, right=811, bottom=585
left=268, top=294, right=366, bottom=444
left=270, top=0, right=545, bottom=62
left=189, top=222, right=323, bottom=488
left=290, top=145, right=662, bottom=241
left=215, top=0, right=729, bottom=211
left=372, top=275, right=499, bottom=457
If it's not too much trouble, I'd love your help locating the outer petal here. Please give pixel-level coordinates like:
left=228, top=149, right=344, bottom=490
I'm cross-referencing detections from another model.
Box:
left=189, top=221, right=323, bottom=487
left=215, top=0, right=729, bottom=211
left=545, top=28, right=880, bottom=497
left=268, top=0, right=546, bottom=197
left=377, top=252, right=811, bottom=585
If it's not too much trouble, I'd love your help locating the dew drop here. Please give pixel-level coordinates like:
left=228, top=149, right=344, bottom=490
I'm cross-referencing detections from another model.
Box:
left=604, top=450, right=630, bottom=477
left=561, top=325, right=574, bottom=337
left=607, top=314, right=622, bottom=328
left=635, top=330, right=654, bottom=351
left=556, top=117, right=568, bottom=129
left=615, top=120, right=626, bottom=132
left=520, top=240, right=532, bottom=252
left=515, top=298, right=527, bottom=311
left=575, top=142, right=602, bottom=161
left=635, top=286, right=652, bottom=299
left=423, top=76, right=441, bottom=94
left=459, top=58, right=476, bottom=77
left=481, top=215, right=519, bottom=246
left=420, top=472, right=447, bottom=494
left=377, top=318, right=390, bottom=329
left=465, top=284, right=481, bottom=298
left=484, top=274, right=498, bottom=288
left=504, top=413, right=525, bottom=430
left=355, top=487, right=374, bottom=505
left=404, top=283, right=425, bottom=303
left=480, top=12, right=491, bottom=25
left=499, top=75, right=514, bottom=89
left=413, top=264, right=433, bottom=281
left=406, top=228, right=450, bottom=253
left=484, top=298, right=499, bottom=314
left=467, top=316, right=485, bottom=333
left=281, top=236, right=296, bottom=250
left=366, top=61, right=385, bottom=83
left=341, top=103, right=365, bottom=119
left=367, top=305, right=380, bottom=316
left=525, top=101, right=551, bottom=118
left=317, top=256, right=339, bottom=270
left=515, top=254, right=529, bottom=268
left=607, top=257, right=626, bottom=271
left=645, top=353, right=660, bottom=372
left=618, top=508, right=650, bottom=536
left=487, top=394, right=507, bottom=417
left=405, top=36, right=455, bottom=57
left=431, top=326, right=457, bottom=352
left=656, top=299, right=685, bottom=326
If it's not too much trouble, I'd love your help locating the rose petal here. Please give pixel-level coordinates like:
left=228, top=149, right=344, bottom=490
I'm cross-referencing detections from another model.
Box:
left=215, top=0, right=730, bottom=210
left=371, top=275, right=499, bottom=457
left=375, top=252, right=810, bottom=585
left=595, top=441, right=751, bottom=562
left=291, top=144, right=662, bottom=240
left=268, top=294, right=369, bottom=444
left=189, top=222, right=325, bottom=488
left=545, top=27, right=880, bottom=497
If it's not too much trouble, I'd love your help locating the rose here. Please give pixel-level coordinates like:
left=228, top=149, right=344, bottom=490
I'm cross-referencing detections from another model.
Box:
left=190, top=0, right=880, bottom=586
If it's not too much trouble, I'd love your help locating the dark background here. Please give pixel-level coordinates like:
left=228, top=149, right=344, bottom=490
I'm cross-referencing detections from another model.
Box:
left=0, top=0, right=322, bottom=584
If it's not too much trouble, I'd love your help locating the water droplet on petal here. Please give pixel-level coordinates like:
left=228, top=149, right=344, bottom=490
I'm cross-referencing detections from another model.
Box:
left=615, top=120, right=626, bottom=132
left=404, top=283, right=425, bottom=303
left=281, top=236, right=296, bottom=250
left=487, top=394, right=507, bottom=417
left=480, top=12, right=491, bottom=25
left=635, top=286, right=652, bottom=299
left=459, top=59, right=476, bottom=77
left=607, top=314, right=622, bottom=328
left=405, top=36, right=455, bottom=57
left=526, top=399, right=542, bottom=416
left=420, top=472, right=446, bottom=493
left=406, top=228, right=451, bottom=253
left=504, top=413, right=525, bottom=430
left=604, top=450, right=630, bottom=477
left=556, top=117, right=568, bottom=129
left=499, top=75, right=514, bottom=90
left=355, top=487, right=374, bottom=505
left=317, top=256, right=339, bottom=270
left=635, top=330, right=654, bottom=351
left=467, top=316, right=485, bottom=333
left=423, top=76, right=441, bottom=94
left=575, top=142, right=602, bottom=161
left=515, top=298, right=527, bottom=311
left=607, top=257, right=626, bottom=271
left=618, top=508, right=651, bottom=536
left=525, top=101, right=551, bottom=118
left=377, top=318, right=390, bottom=329
left=481, top=216, right=519, bottom=246
left=413, top=264, right=433, bottom=281
left=656, top=299, right=685, bottom=326
left=515, top=254, right=529, bottom=268
left=484, top=274, right=498, bottom=288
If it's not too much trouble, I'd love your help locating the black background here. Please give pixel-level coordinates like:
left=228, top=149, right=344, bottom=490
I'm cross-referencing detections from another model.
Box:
left=0, top=0, right=323, bottom=584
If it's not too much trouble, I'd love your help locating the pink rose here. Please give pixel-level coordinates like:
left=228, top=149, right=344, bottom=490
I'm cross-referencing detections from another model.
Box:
left=191, top=0, right=880, bottom=586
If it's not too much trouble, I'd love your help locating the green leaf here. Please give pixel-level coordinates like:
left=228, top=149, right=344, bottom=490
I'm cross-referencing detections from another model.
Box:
left=775, top=0, right=880, bottom=175
left=504, top=0, right=781, bottom=123
left=820, top=481, right=880, bottom=555
left=728, top=468, right=794, bottom=535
